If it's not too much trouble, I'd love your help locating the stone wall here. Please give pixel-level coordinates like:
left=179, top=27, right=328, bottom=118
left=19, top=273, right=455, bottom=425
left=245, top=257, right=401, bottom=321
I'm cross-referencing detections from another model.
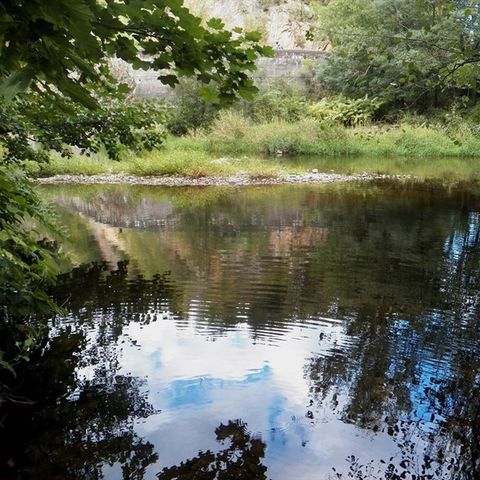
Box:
left=127, top=49, right=327, bottom=99
left=256, top=49, right=327, bottom=81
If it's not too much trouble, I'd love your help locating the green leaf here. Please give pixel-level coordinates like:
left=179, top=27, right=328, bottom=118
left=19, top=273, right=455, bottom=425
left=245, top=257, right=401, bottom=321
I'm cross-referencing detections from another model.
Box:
left=238, top=85, right=257, bottom=101
left=56, top=76, right=99, bottom=109
left=198, top=86, right=220, bottom=103
left=245, top=31, right=262, bottom=42
left=0, top=68, right=35, bottom=101
left=207, top=18, right=225, bottom=30
left=0, top=358, right=16, bottom=377
left=261, top=46, right=275, bottom=58
left=159, top=75, right=179, bottom=87
left=117, top=83, right=131, bottom=94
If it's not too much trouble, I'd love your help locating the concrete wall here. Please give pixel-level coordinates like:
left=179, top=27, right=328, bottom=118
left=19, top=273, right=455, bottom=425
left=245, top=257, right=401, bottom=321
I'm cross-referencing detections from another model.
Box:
left=123, top=50, right=327, bottom=99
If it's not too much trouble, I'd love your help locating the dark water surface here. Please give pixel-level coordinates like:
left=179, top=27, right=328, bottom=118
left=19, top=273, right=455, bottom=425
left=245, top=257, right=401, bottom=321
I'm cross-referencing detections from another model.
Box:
left=2, top=182, right=480, bottom=479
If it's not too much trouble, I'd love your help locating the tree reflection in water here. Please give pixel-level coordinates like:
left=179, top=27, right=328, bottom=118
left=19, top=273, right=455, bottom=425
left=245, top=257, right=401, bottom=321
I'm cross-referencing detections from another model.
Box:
left=0, top=262, right=177, bottom=480
left=3, top=184, right=480, bottom=479
left=1, top=262, right=268, bottom=480
left=306, top=216, right=480, bottom=479
left=157, top=420, right=268, bottom=480
left=0, top=332, right=159, bottom=479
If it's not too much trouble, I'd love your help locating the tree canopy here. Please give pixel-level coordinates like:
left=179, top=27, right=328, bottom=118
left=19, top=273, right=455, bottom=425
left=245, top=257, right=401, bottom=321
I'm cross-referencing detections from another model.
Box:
left=0, top=0, right=272, bottom=105
left=314, top=0, right=480, bottom=110
left=0, top=0, right=272, bottom=383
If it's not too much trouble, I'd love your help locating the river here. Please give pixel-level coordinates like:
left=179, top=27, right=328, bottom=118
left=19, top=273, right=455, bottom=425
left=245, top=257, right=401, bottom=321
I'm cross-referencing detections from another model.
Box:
left=1, top=181, right=479, bottom=479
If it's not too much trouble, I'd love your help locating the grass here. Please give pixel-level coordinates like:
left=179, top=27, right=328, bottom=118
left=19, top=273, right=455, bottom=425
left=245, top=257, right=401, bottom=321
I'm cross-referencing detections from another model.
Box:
left=32, top=112, right=480, bottom=183
left=36, top=149, right=286, bottom=179
left=281, top=155, right=480, bottom=182
left=186, top=111, right=480, bottom=158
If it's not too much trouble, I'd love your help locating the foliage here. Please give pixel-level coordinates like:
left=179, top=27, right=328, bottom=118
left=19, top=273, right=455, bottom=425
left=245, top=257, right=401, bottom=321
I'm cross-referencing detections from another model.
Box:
left=37, top=146, right=283, bottom=179
left=0, top=0, right=272, bottom=384
left=314, top=0, right=480, bottom=110
left=165, top=79, right=218, bottom=135
left=238, top=81, right=308, bottom=122
left=299, top=58, right=329, bottom=100
left=307, top=95, right=383, bottom=126
left=0, top=0, right=273, bottom=106
left=158, top=420, right=267, bottom=479
left=164, top=80, right=380, bottom=134
left=466, top=103, right=480, bottom=124
left=1, top=262, right=164, bottom=478
left=0, top=167, right=59, bottom=386
left=166, top=80, right=309, bottom=135
left=36, top=126, right=480, bottom=182
left=171, top=111, right=480, bottom=160
left=1, top=92, right=169, bottom=163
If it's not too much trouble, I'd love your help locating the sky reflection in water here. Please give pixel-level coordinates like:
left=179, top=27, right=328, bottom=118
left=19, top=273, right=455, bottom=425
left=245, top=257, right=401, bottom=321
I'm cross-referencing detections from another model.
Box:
left=2, top=182, right=480, bottom=480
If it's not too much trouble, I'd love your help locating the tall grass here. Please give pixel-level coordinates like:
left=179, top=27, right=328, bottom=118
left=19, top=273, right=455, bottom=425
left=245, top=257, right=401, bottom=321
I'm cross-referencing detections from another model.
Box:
left=194, top=111, right=480, bottom=158
left=37, top=149, right=285, bottom=179
left=34, top=111, right=480, bottom=183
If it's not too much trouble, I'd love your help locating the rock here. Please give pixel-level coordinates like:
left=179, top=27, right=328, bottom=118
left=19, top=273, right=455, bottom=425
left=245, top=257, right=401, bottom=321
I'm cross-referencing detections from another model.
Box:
left=32, top=171, right=408, bottom=187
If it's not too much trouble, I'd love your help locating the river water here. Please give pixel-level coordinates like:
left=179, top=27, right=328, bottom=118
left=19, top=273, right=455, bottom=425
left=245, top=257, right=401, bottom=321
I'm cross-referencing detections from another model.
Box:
left=1, top=182, right=479, bottom=479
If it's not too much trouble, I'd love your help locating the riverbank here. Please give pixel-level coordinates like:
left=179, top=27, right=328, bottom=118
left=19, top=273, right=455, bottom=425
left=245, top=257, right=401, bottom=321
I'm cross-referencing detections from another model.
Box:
left=171, top=114, right=480, bottom=158
left=33, top=148, right=480, bottom=184
left=31, top=117, right=480, bottom=184
left=34, top=171, right=407, bottom=186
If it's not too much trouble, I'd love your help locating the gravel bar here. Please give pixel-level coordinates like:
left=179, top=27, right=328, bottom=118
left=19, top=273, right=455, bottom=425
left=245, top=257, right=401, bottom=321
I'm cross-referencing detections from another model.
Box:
left=33, top=172, right=410, bottom=186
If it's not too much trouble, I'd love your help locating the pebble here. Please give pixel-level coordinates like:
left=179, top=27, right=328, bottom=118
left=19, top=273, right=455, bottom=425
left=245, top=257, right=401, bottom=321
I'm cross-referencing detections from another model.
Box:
left=33, top=172, right=412, bottom=187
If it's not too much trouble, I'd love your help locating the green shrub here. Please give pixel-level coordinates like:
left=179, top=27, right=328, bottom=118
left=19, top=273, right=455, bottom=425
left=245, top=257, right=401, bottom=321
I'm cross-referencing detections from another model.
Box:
left=466, top=104, right=480, bottom=125
left=207, top=111, right=252, bottom=151
left=253, top=119, right=350, bottom=155
left=238, top=82, right=308, bottom=122
left=207, top=111, right=356, bottom=155
left=308, top=95, right=383, bottom=126
left=0, top=92, right=169, bottom=163
left=194, top=110, right=480, bottom=158
left=166, top=78, right=219, bottom=135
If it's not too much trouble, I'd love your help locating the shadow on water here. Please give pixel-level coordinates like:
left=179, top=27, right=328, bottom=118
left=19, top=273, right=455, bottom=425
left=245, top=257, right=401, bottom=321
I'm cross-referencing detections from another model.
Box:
left=1, top=182, right=480, bottom=479
left=0, top=262, right=166, bottom=479
left=157, top=420, right=268, bottom=480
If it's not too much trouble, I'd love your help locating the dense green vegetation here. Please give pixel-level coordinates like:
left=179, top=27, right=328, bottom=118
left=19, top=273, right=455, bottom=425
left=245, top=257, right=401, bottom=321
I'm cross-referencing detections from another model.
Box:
left=174, top=110, right=480, bottom=158
left=0, top=168, right=59, bottom=379
left=159, top=0, right=480, bottom=161
left=38, top=129, right=480, bottom=182
left=27, top=91, right=480, bottom=185
left=0, top=0, right=269, bottom=388
left=31, top=79, right=480, bottom=181
left=314, top=0, right=480, bottom=111
left=2, top=0, right=480, bottom=393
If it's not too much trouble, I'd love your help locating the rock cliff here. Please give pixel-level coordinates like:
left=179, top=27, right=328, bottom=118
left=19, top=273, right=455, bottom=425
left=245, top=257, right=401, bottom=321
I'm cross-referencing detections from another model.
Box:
left=184, top=0, right=319, bottom=49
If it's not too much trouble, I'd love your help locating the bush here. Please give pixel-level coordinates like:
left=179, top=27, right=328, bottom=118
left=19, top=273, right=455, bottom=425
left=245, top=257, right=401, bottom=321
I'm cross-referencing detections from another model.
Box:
left=307, top=95, right=383, bottom=126
left=208, top=110, right=252, bottom=148
left=166, top=79, right=219, bottom=135
left=0, top=92, right=169, bottom=163
left=0, top=166, right=60, bottom=379
left=238, top=82, right=308, bottom=122
left=207, top=110, right=355, bottom=155
left=253, top=119, right=350, bottom=155
left=466, top=104, right=480, bottom=125
left=195, top=109, right=480, bottom=158
left=166, top=80, right=309, bottom=133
